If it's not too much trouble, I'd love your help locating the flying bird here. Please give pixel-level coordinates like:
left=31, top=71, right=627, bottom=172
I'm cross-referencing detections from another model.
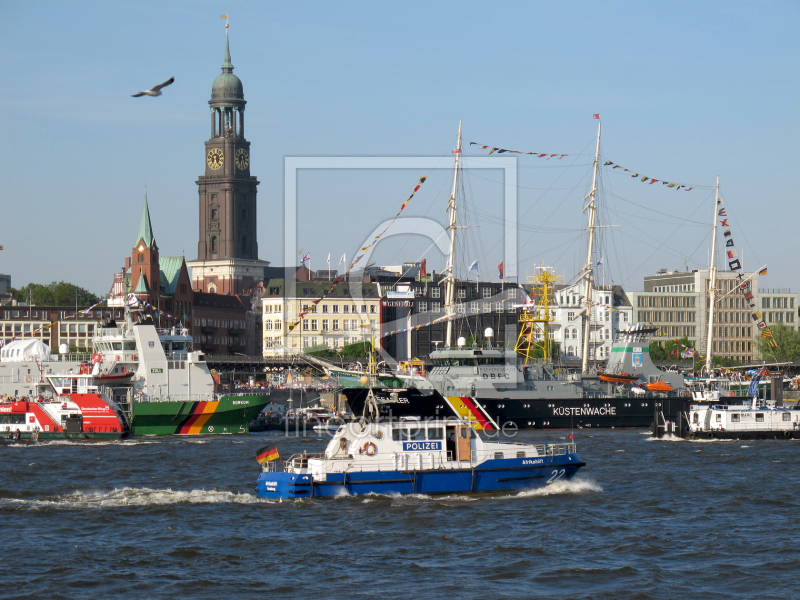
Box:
left=131, top=76, right=175, bottom=97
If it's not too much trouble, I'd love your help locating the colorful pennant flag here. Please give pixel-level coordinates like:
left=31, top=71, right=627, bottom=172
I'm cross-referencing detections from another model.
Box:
left=469, top=142, right=567, bottom=159
left=604, top=160, right=696, bottom=191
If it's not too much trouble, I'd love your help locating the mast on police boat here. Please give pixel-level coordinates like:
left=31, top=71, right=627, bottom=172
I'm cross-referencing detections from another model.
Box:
left=703, top=176, right=720, bottom=375
left=580, top=120, right=602, bottom=374
left=444, top=121, right=462, bottom=349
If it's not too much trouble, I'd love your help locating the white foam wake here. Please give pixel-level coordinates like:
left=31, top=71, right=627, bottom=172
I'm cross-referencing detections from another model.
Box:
left=514, top=478, right=603, bottom=498
left=1, top=487, right=270, bottom=509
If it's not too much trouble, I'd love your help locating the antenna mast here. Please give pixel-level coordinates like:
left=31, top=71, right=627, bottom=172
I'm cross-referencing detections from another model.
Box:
left=580, top=121, right=601, bottom=374
left=444, top=121, right=462, bottom=348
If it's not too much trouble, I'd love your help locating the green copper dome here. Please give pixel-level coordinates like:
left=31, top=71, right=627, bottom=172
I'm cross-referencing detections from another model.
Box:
left=211, top=32, right=244, bottom=102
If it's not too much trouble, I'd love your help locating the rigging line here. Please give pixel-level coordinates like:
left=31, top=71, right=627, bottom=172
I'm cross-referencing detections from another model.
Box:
left=607, top=211, right=704, bottom=263
left=517, top=231, right=585, bottom=264
left=604, top=205, right=707, bottom=228
left=464, top=159, right=595, bottom=169
left=603, top=167, right=715, bottom=190
left=618, top=189, right=711, bottom=288
left=382, top=230, right=450, bottom=292
left=466, top=170, right=587, bottom=191
left=722, top=193, right=762, bottom=271
left=602, top=189, right=708, bottom=226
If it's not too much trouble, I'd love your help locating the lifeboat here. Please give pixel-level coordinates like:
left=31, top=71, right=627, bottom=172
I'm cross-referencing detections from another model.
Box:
left=92, top=372, right=134, bottom=382
left=646, top=380, right=673, bottom=392
left=599, top=371, right=639, bottom=384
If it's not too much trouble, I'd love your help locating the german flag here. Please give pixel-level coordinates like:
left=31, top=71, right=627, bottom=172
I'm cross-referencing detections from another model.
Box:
left=256, top=443, right=280, bottom=464
left=759, top=267, right=768, bottom=276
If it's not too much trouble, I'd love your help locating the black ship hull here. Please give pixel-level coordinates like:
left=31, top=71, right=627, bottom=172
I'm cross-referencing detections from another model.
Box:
left=341, top=387, right=706, bottom=429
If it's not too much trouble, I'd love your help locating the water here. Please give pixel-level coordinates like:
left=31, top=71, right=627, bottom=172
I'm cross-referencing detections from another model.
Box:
left=1, top=430, right=798, bottom=599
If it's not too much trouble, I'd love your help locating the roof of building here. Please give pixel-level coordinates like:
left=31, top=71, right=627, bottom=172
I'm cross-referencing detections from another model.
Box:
left=193, top=292, right=246, bottom=310
left=262, top=278, right=379, bottom=300
left=136, top=190, right=155, bottom=249
left=159, top=257, right=185, bottom=295
left=134, top=274, right=149, bottom=294
left=211, top=32, right=244, bottom=103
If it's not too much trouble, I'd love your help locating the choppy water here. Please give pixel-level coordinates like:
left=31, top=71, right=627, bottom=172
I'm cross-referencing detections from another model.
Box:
left=1, top=429, right=798, bottom=599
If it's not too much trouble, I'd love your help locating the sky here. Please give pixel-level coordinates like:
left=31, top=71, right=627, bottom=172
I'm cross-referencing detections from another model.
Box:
left=1, top=0, right=798, bottom=296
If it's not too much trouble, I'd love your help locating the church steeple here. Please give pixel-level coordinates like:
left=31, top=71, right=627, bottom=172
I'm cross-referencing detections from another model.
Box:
left=222, top=31, right=233, bottom=73
left=136, top=189, right=155, bottom=249
left=189, top=27, right=267, bottom=296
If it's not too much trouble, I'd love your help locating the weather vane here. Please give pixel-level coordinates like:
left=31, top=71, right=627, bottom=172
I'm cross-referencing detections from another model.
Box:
left=221, top=14, right=229, bottom=30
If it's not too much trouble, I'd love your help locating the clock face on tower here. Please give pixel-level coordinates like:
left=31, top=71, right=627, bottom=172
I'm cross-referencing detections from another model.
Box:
left=207, top=148, right=224, bottom=170
left=235, top=148, right=249, bottom=170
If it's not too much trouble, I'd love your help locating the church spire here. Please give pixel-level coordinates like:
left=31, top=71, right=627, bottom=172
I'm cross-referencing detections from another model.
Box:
left=136, top=189, right=155, bottom=248
left=222, top=30, right=233, bottom=73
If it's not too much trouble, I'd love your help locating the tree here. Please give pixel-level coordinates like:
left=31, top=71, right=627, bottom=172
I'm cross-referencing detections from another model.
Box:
left=340, top=341, right=372, bottom=360
left=757, top=322, right=800, bottom=362
left=9, top=282, right=100, bottom=306
left=649, top=336, right=694, bottom=362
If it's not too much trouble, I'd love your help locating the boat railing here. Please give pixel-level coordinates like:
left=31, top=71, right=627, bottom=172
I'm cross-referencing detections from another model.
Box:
left=138, top=393, right=217, bottom=403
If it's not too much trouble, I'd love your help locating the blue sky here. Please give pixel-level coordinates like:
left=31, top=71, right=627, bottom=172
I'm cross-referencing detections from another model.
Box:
left=1, top=1, right=798, bottom=295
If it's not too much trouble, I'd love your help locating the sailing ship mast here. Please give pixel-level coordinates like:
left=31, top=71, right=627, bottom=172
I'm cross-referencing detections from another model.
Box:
left=580, top=121, right=602, bottom=374
left=704, top=176, right=720, bottom=374
left=444, top=121, right=462, bottom=348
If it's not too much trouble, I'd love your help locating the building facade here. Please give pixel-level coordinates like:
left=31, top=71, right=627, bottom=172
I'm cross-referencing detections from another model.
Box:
left=187, top=31, right=269, bottom=295
left=262, top=278, right=382, bottom=357
left=758, top=288, right=798, bottom=331
left=629, top=268, right=769, bottom=363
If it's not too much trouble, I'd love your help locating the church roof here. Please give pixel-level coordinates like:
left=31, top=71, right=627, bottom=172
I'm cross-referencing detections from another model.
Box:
left=159, top=256, right=185, bottom=295
left=134, top=274, right=149, bottom=294
left=136, top=190, right=155, bottom=249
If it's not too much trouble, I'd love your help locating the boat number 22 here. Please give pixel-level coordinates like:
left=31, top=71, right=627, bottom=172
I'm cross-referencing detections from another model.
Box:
left=547, top=469, right=565, bottom=483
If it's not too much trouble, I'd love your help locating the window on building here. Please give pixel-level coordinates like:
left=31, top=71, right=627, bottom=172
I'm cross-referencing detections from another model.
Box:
left=343, top=320, right=349, bottom=331
left=332, top=320, right=339, bottom=331
left=568, top=312, right=575, bottom=321
left=432, top=301, right=441, bottom=312
left=370, top=305, right=376, bottom=314
left=351, top=319, right=359, bottom=330
left=418, top=301, right=428, bottom=313
left=458, top=288, right=466, bottom=299
left=311, top=319, right=318, bottom=331
left=343, top=305, right=349, bottom=313
left=210, top=236, right=217, bottom=253
left=302, top=320, right=309, bottom=331
left=322, top=319, right=329, bottom=331
left=322, top=305, right=328, bottom=313
left=482, top=287, right=492, bottom=298
left=332, top=305, right=339, bottom=313
left=430, top=287, right=441, bottom=298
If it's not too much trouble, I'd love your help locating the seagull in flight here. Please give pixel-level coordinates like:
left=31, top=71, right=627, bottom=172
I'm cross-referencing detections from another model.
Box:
left=131, top=76, right=175, bottom=97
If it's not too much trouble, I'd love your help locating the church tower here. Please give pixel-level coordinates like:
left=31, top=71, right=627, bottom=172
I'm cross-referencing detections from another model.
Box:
left=130, top=190, right=161, bottom=306
left=188, top=28, right=269, bottom=295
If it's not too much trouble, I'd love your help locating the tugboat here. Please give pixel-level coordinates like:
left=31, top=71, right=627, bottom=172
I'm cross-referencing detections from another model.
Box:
left=655, top=367, right=800, bottom=440
left=0, top=392, right=128, bottom=441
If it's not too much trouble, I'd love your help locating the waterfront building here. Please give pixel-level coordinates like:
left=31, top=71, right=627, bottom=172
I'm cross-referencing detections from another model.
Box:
left=758, top=288, right=798, bottom=331
left=187, top=30, right=269, bottom=295
left=0, top=304, right=121, bottom=351
left=261, top=278, right=382, bottom=357
left=630, top=268, right=766, bottom=363
left=548, top=284, right=633, bottom=362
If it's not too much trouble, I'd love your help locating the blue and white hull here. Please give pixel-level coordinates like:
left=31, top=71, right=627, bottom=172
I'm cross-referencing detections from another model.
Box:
left=256, top=454, right=584, bottom=499
left=254, top=416, right=585, bottom=501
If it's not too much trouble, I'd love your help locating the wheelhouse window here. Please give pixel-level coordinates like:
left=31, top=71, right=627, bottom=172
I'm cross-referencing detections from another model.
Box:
left=731, top=414, right=740, bottom=422
left=756, top=414, right=764, bottom=422
left=783, top=413, right=791, bottom=422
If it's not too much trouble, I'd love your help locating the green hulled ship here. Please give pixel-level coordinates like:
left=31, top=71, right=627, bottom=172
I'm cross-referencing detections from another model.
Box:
left=53, top=303, right=270, bottom=436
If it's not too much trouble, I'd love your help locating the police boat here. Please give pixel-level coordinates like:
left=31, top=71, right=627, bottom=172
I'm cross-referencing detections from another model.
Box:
left=255, top=392, right=585, bottom=500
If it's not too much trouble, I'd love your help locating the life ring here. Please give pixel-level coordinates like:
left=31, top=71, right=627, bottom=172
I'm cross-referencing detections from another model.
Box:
left=362, top=441, right=377, bottom=456
left=783, top=430, right=792, bottom=439
left=707, top=432, right=714, bottom=439
left=26, top=376, right=32, bottom=383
